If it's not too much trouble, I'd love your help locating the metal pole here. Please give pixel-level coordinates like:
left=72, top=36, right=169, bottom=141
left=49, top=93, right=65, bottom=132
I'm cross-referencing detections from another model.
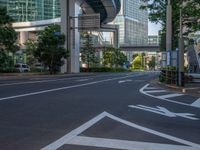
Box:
left=178, top=8, right=184, bottom=86
left=166, top=0, right=172, bottom=66
left=67, top=0, right=71, bottom=73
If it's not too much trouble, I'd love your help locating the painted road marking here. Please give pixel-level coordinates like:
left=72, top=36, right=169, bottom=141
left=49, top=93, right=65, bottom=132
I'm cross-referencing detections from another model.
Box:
left=67, top=136, right=199, bottom=150
left=145, top=87, right=159, bottom=90
left=77, top=78, right=92, bottom=82
left=118, top=79, right=132, bottom=84
left=140, top=84, right=192, bottom=107
left=191, top=98, right=200, bottom=108
left=158, top=93, right=184, bottom=99
left=0, top=75, right=139, bottom=101
left=129, top=105, right=199, bottom=120
left=41, top=112, right=200, bottom=150
left=145, top=90, right=167, bottom=93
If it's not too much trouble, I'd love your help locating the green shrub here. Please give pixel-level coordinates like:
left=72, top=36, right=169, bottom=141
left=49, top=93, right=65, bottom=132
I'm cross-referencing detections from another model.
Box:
left=0, top=67, right=19, bottom=73
left=80, top=67, right=129, bottom=72
left=30, top=67, right=48, bottom=73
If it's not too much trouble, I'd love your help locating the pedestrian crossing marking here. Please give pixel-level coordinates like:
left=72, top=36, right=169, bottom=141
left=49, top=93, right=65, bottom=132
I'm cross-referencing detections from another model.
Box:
left=157, top=93, right=184, bottom=99
left=146, top=90, right=167, bottom=93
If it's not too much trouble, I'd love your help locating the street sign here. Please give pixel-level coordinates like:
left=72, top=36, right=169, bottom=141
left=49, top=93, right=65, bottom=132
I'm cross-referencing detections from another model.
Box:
left=78, top=14, right=100, bottom=32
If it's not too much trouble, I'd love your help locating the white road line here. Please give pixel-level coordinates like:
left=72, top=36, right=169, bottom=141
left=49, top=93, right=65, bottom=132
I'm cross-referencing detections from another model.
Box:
left=41, top=112, right=200, bottom=150
left=67, top=136, right=199, bottom=150
left=145, top=87, right=159, bottom=90
left=191, top=98, right=200, bottom=108
left=77, top=79, right=91, bottom=82
left=140, top=84, right=191, bottom=107
left=41, top=112, right=107, bottom=150
left=0, top=77, right=86, bottom=87
left=157, top=93, right=184, bottom=99
left=145, top=90, right=167, bottom=93
left=0, top=75, right=136, bottom=101
left=118, top=79, right=132, bottom=84
left=105, top=112, right=200, bottom=149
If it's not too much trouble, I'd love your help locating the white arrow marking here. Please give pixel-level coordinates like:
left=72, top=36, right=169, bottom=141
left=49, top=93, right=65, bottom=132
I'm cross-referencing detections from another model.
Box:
left=118, top=79, right=132, bottom=84
left=129, top=105, right=199, bottom=120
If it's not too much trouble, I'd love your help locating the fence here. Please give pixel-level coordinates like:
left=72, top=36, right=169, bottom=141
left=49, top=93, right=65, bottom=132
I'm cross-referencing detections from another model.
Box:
left=159, top=69, right=177, bottom=85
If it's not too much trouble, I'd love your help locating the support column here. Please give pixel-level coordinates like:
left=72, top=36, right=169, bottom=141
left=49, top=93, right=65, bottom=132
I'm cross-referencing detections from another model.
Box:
left=166, top=0, right=172, bottom=66
left=60, top=0, right=80, bottom=73
left=20, top=31, right=29, bottom=48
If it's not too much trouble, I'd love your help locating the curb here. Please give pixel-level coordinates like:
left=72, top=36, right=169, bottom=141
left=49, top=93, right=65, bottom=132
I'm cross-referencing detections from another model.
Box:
left=150, top=79, right=200, bottom=97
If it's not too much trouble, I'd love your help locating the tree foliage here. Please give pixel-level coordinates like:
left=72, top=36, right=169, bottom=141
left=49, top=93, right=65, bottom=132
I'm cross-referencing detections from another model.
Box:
left=141, top=0, right=200, bottom=50
left=24, top=39, right=37, bottom=66
left=103, top=47, right=127, bottom=68
left=131, top=55, right=143, bottom=70
left=81, top=32, right=98, bottom=68
left=34, top=24, right=68, bottom=74
left=0, top=7, right=19, bottom=68
left=148, top=56, right=156, bottom=70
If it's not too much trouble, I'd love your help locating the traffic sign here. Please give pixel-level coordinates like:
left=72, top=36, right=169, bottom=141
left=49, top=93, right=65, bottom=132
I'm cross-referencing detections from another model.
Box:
left=78, top=14, right=100, bottom=31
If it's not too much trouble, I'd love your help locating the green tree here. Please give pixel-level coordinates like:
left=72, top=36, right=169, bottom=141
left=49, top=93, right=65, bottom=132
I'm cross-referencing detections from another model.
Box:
left=131, top=55, right=143, bottom=70
left=81, top=32, right=98, bottom=69
left=148, top=56, right=156, bottom=70
left=141, top=0, right=200, bottom=50
left=24, top=39, right=37, bottom=66
left=34, top=24, right=68, bottom=74
left=103, top=47, right=127, bottom=68
left=0, top=7, right=19, bottom=67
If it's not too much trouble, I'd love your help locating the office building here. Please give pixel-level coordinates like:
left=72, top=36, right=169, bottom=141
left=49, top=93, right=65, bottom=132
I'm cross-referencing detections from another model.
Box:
left=0, top=0, right=60, bottom=22
left=110, top=0, right=148, bottom=46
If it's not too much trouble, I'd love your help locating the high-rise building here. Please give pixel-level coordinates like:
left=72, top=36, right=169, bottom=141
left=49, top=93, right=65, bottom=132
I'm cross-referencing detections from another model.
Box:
left=111, top=0, right=148, bottom=46
left=0, top=0, right=6, bottom=7
left=0, top=0, right=60, bottom=22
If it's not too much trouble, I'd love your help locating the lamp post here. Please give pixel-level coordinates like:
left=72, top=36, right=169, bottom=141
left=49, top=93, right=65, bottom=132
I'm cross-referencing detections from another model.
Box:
left=178, top=6, right=185, bottom=86
left=166, top=0, right=172, bottom=66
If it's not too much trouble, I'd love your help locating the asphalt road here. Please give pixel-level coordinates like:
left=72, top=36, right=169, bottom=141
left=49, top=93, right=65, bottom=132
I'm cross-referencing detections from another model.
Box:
left=0, top=72, right=199, bottom=150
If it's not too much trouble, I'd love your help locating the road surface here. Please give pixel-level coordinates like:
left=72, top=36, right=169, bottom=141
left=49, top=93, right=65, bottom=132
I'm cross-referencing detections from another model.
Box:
left=0, top=72, right=199, bottom=150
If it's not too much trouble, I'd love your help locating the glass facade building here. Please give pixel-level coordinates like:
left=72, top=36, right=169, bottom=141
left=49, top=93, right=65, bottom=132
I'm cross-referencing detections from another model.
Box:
left=0, top=0, right=60, bottom=22
left=111, top=0, right=148, bottom=46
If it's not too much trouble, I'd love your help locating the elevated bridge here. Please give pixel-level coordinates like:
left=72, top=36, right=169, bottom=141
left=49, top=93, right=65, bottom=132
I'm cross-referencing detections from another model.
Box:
left=92, top=45, right=160, bottom=52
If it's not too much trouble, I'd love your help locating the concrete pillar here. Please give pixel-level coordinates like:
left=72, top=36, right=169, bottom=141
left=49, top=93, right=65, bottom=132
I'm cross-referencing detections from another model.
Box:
left=166, top=0, right=172, bottom=65
left=20, top=31, right=29, bottom=48
left=60, top=0, right=80, bottom=73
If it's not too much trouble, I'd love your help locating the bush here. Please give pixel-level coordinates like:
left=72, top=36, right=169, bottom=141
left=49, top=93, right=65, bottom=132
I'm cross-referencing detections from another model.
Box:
left=30, top=67, right=48, bottom=73
left=0, top=67, right=19, bottom=73
left=80, top=67, right=129, bottom=72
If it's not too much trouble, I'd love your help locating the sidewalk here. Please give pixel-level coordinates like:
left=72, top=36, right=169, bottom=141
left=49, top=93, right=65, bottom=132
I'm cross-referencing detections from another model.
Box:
left=0, top=72, right=96, bottom=81
left=151, top=79, right=200, bottom=97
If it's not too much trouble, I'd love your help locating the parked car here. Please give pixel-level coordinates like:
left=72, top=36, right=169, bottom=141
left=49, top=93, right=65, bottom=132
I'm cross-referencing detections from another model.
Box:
left=14, top=63, right=30, bottom=72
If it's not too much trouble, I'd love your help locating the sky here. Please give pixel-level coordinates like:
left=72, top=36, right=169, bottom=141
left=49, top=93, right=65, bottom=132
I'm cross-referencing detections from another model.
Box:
left=148, top=21, right=162, bottom=35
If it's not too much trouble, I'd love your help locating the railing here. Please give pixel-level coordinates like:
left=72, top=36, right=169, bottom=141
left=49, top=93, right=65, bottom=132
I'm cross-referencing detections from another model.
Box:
left=159, top=69, right=177, bottom=85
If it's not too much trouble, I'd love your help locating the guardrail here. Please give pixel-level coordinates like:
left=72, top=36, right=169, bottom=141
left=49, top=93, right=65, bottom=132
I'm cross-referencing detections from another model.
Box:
left=159, top=69, right=177, bottom=85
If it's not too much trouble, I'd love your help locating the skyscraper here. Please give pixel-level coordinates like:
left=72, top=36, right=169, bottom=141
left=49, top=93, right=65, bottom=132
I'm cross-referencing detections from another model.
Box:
left=111, top=0, right=148, bottom=46
left=0, top=0, right=60, bottom=22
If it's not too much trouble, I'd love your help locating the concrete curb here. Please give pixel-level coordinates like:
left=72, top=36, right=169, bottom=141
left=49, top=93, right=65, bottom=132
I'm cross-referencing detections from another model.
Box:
left=150, top=79, right=200, bottom=97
